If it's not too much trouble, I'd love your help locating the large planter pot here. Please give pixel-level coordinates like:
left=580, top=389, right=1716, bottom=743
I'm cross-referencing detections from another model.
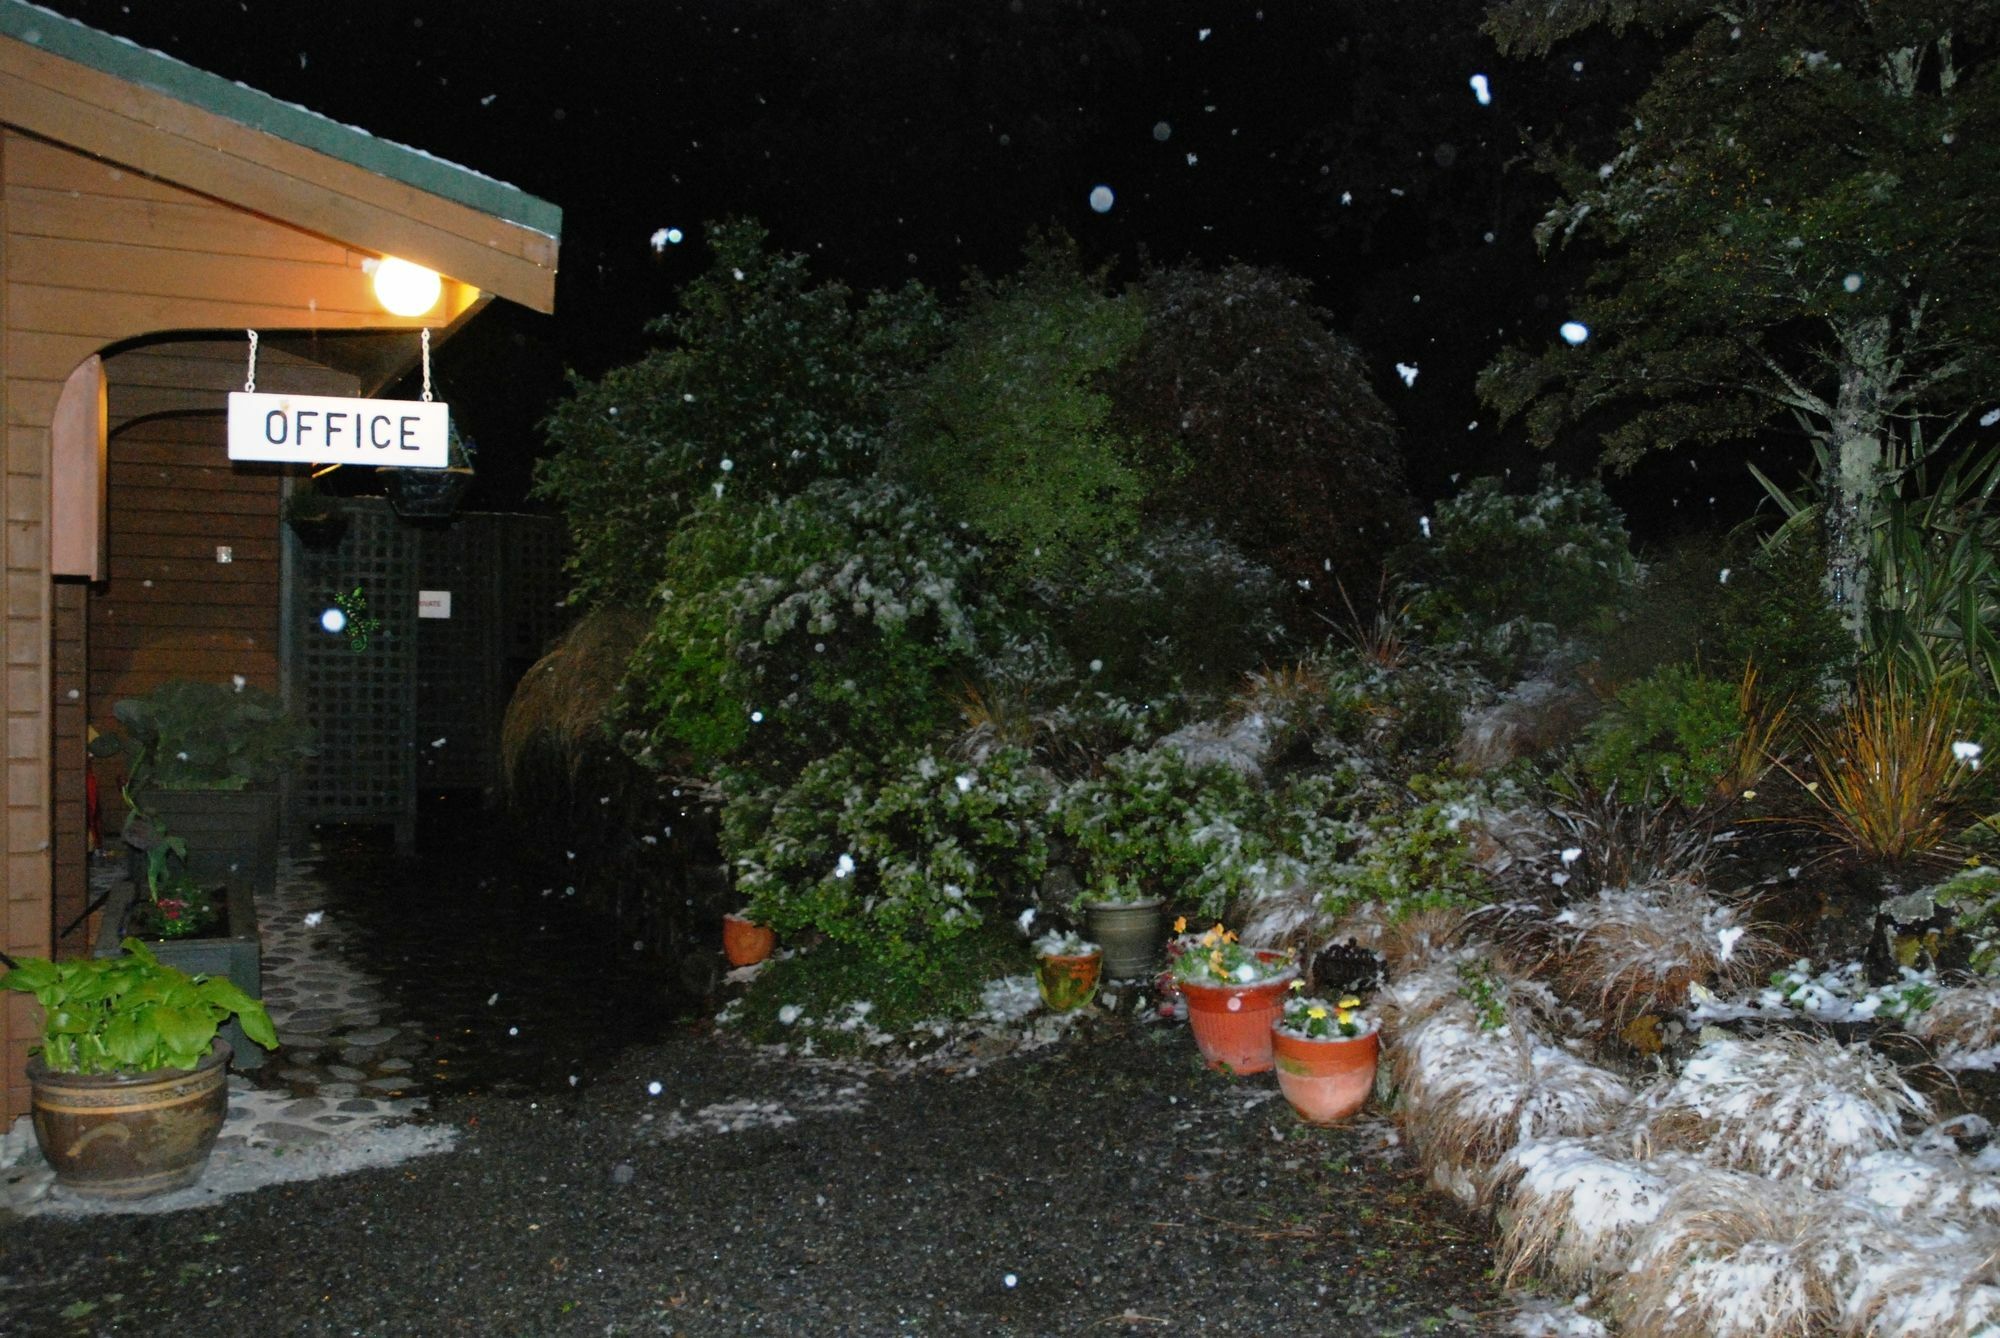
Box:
left=722, top=913, right=775, bottom=967
left=1272, top=1026, right=1380, bottom=1124
left=1035, top=950, right=1103, bottom=1012
left=96, top=879, right=264, bottom=1071
left=27, top=1041, right=232, bottom=1200
left=1178, top=955, right=1298, bottom=1074
left=1081, top=898, right=1165, bottom=979
left=130, top=786, right=278, bottom=898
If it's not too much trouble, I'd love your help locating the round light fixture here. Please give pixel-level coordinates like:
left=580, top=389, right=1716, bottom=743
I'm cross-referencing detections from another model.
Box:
left=371, top=257, right=443, bottom=317
left=320, top=607, right=349, bottom=634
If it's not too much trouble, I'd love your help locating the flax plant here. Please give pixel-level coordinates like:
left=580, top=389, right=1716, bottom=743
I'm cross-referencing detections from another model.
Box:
left=1786, top=671, right=1975, bottom=864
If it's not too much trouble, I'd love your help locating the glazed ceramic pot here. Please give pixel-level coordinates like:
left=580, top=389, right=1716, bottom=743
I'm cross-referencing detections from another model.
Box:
left=27, top=1041, right=231, bottom=1200
left=1035, top=950, right=1103, bottom=1012
left=1080, top=898, right=1165, bottom=979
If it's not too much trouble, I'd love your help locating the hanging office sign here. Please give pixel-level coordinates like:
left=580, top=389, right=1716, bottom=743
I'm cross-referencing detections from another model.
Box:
left=227, top=391, right=450, bottom=468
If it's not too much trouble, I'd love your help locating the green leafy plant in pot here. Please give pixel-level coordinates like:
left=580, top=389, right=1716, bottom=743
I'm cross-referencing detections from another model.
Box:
left=1, top=939, right=277, bottom=1199
left=88, top=679, right=315, bottom=901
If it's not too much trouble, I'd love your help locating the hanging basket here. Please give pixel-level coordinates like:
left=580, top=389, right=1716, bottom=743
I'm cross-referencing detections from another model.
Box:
left=386, top=466, right=472, bottom=520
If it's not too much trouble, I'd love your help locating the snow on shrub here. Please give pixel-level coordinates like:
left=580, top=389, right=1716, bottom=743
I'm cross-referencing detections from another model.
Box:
left=1912, top=980, right=2000, bottom=1069
left=1639, top=1033, right=1929, bottom=1187
left=1619, top=1168, right=1825, bottom=1338
left=1489, top=1134, right=1694, bottom=1288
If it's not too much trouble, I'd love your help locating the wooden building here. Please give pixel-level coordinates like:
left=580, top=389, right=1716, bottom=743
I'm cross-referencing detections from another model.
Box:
left=1, top=1, right=561, bottom=1119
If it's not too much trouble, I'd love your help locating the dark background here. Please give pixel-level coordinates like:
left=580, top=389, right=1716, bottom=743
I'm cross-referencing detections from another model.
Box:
left=42, top=1, right=1747, bottom=535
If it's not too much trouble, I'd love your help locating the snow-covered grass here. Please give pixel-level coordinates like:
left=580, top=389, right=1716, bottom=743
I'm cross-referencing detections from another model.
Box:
left=1913, top=979, right=2000, bottom=1069
left=1619, top=1168, right=1825, bottom=1338
left=1637, top=1033, right=1929, bottom=1187
left=1516, top=881, right=1775, bottom=1025
left=1816, top=1215, right=2000, bottom=1337
left=1389, top=978, right=1635, bottom=1205
left=1489, top=1135, right=1691, bottom=1288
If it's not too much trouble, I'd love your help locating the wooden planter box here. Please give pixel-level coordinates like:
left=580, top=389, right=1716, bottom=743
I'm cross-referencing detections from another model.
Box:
left=94, top=877, right=265, bottom=1071
left=130, top=787, right=279, bottom=898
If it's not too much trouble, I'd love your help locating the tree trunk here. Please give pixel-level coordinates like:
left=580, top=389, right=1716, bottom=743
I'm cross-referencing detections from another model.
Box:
left=1825, top=317, right=1893, bottom=651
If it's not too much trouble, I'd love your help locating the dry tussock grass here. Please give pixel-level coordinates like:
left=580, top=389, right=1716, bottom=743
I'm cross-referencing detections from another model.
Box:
left=1618, top=1168, right=1828, bottom=1338
left=498, top=606, right=643, bottom=793
left=1330, top=904, right=1476, bottom=976
left=1638, top=1033, right=1929, bottom=1187
left=1488, top=1133, right=1695, bottom=1289
left=1803, top=1190, right=2000, bottom=1337
left=1513, top=881, right=1779, bottom=1026
left=1391, top=988, right=1634, bottom=1207
left=1838, top=1147, right=2000, bottom=1228
left=1913, top=981, right=2000, bottom=1060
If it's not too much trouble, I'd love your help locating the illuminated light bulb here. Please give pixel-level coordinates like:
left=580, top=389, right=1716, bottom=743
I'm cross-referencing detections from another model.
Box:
left=320, top=607, right=348, bottom=634
left=371, top=257, right=443, bottom=317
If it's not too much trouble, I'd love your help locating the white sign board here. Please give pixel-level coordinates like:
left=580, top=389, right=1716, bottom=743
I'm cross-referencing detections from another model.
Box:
left=227, top=391, right=449, bottom=468
left=417, top=590, right=453, bottom=620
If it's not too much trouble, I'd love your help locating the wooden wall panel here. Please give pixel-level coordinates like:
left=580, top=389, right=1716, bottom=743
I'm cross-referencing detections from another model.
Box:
left=50, top=578, right=85, bottom=957
left=85, top=416, right=281, bottom=771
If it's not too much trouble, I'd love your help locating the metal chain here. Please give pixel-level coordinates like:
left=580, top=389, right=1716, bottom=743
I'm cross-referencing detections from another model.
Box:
left=244, top=329, right=258, bottom=393
left=420, top=327, right=433, bottom=403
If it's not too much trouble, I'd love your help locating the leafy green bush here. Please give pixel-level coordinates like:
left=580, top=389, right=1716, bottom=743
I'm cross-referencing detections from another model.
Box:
left=726, top=745, right=1052, bottom=989
left=621, top=479, right=984, bottom=778
left=1032, top=521, right=1289, bottom=705
left=1109, top=261, right=1410, bottom=629
left=1595, top=526, right=1848, bottom=710
left=1398, top=467, right=1638, bottom=678
left=1930, top=866, right=2000, bottom=975
left=1324, top=777, right=1493, bottom=923
left=1580, top=665, right=1745, bottom=806
left=888, top=233, right=1151, bottom=591
left=1055, top=747, right=1277, bottom=918
left=729, top=919, right=1032, bottom=1051
left=536, top=219, right=943, bottom=606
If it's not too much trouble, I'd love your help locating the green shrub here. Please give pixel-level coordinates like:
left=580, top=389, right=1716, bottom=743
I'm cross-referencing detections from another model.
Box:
left=1325, top=777, right=1493, bottom=922
left=1930, top=866, right=2000, bottom=975
left=730, top=919, right=1033, bottom=1051
left=1580, top=665, right=1744, bottom=806
left=621, top=479, right=983, bottom=778
left=726, top=745, right=1052, bottom=989
left=1032, top=521, right=1289, bottom=705
left=1055, top=747, right=1277, bottom=918
left=1398, top=467, right=1638, bottom=678
left=888, top=232, right=1152, bottom=591
left=536, top=219, right=943, bottom=606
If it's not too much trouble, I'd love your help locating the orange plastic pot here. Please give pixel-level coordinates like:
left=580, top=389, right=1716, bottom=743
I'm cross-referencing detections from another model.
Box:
left=1177, top=955, right=1298, bottom=1074
left=1272, top=1026, right=1380, bottom=1124
left=722, top=913, right=775, bottom=967
left=1036, top=951, right=1102, bottom=1011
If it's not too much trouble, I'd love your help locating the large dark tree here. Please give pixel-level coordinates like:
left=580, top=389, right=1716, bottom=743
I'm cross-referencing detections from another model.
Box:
left=1479, top=0, right=2000, bottom=643
left=1112, top=262, right=1410, bottom=626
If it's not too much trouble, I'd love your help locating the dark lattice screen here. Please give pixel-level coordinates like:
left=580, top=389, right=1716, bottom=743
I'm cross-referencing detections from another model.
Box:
left=285, top=500, right=566, bottom=833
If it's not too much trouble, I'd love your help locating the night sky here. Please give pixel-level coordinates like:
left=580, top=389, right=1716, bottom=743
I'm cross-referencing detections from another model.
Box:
left=39, top=1, right=1752, bottom=535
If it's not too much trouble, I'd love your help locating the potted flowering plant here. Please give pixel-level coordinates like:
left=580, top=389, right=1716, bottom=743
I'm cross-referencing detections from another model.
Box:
left=1170, top=923, right=1297, bottom=1073
left=1033, top=928, right=1102, bottom=1011
left=1272, top=987, right=1380, bottom=1124
left=2, top=939, right=277, bottom=1199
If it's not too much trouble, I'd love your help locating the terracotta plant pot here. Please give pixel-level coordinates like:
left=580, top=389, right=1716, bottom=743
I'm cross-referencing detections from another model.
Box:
left=1080, top=897, right=1166, bottom=979
left=1272, top=1026, right=1380, bottom=1124
left=27, top=1041, right=232, bottom=1200
left=1178, top=953, right=1298, bottom=1074
left=722, top=913, right=775, bottom=967
left=1035, top=950, right=1103, bottom=1011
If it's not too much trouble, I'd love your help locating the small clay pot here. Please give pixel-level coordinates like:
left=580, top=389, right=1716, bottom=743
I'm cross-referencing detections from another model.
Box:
left=1035, top=950, right=1103, bottom=1011
left=721, top=913, right=775, bottom=967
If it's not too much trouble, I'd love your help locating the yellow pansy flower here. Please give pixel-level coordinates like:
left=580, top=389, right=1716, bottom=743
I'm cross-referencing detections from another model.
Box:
left=1173, top=915, right=1188, bottom=934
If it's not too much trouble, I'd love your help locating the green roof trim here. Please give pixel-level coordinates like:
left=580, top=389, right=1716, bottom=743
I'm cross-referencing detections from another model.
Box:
left=0, top=0, right=561, bottom=240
